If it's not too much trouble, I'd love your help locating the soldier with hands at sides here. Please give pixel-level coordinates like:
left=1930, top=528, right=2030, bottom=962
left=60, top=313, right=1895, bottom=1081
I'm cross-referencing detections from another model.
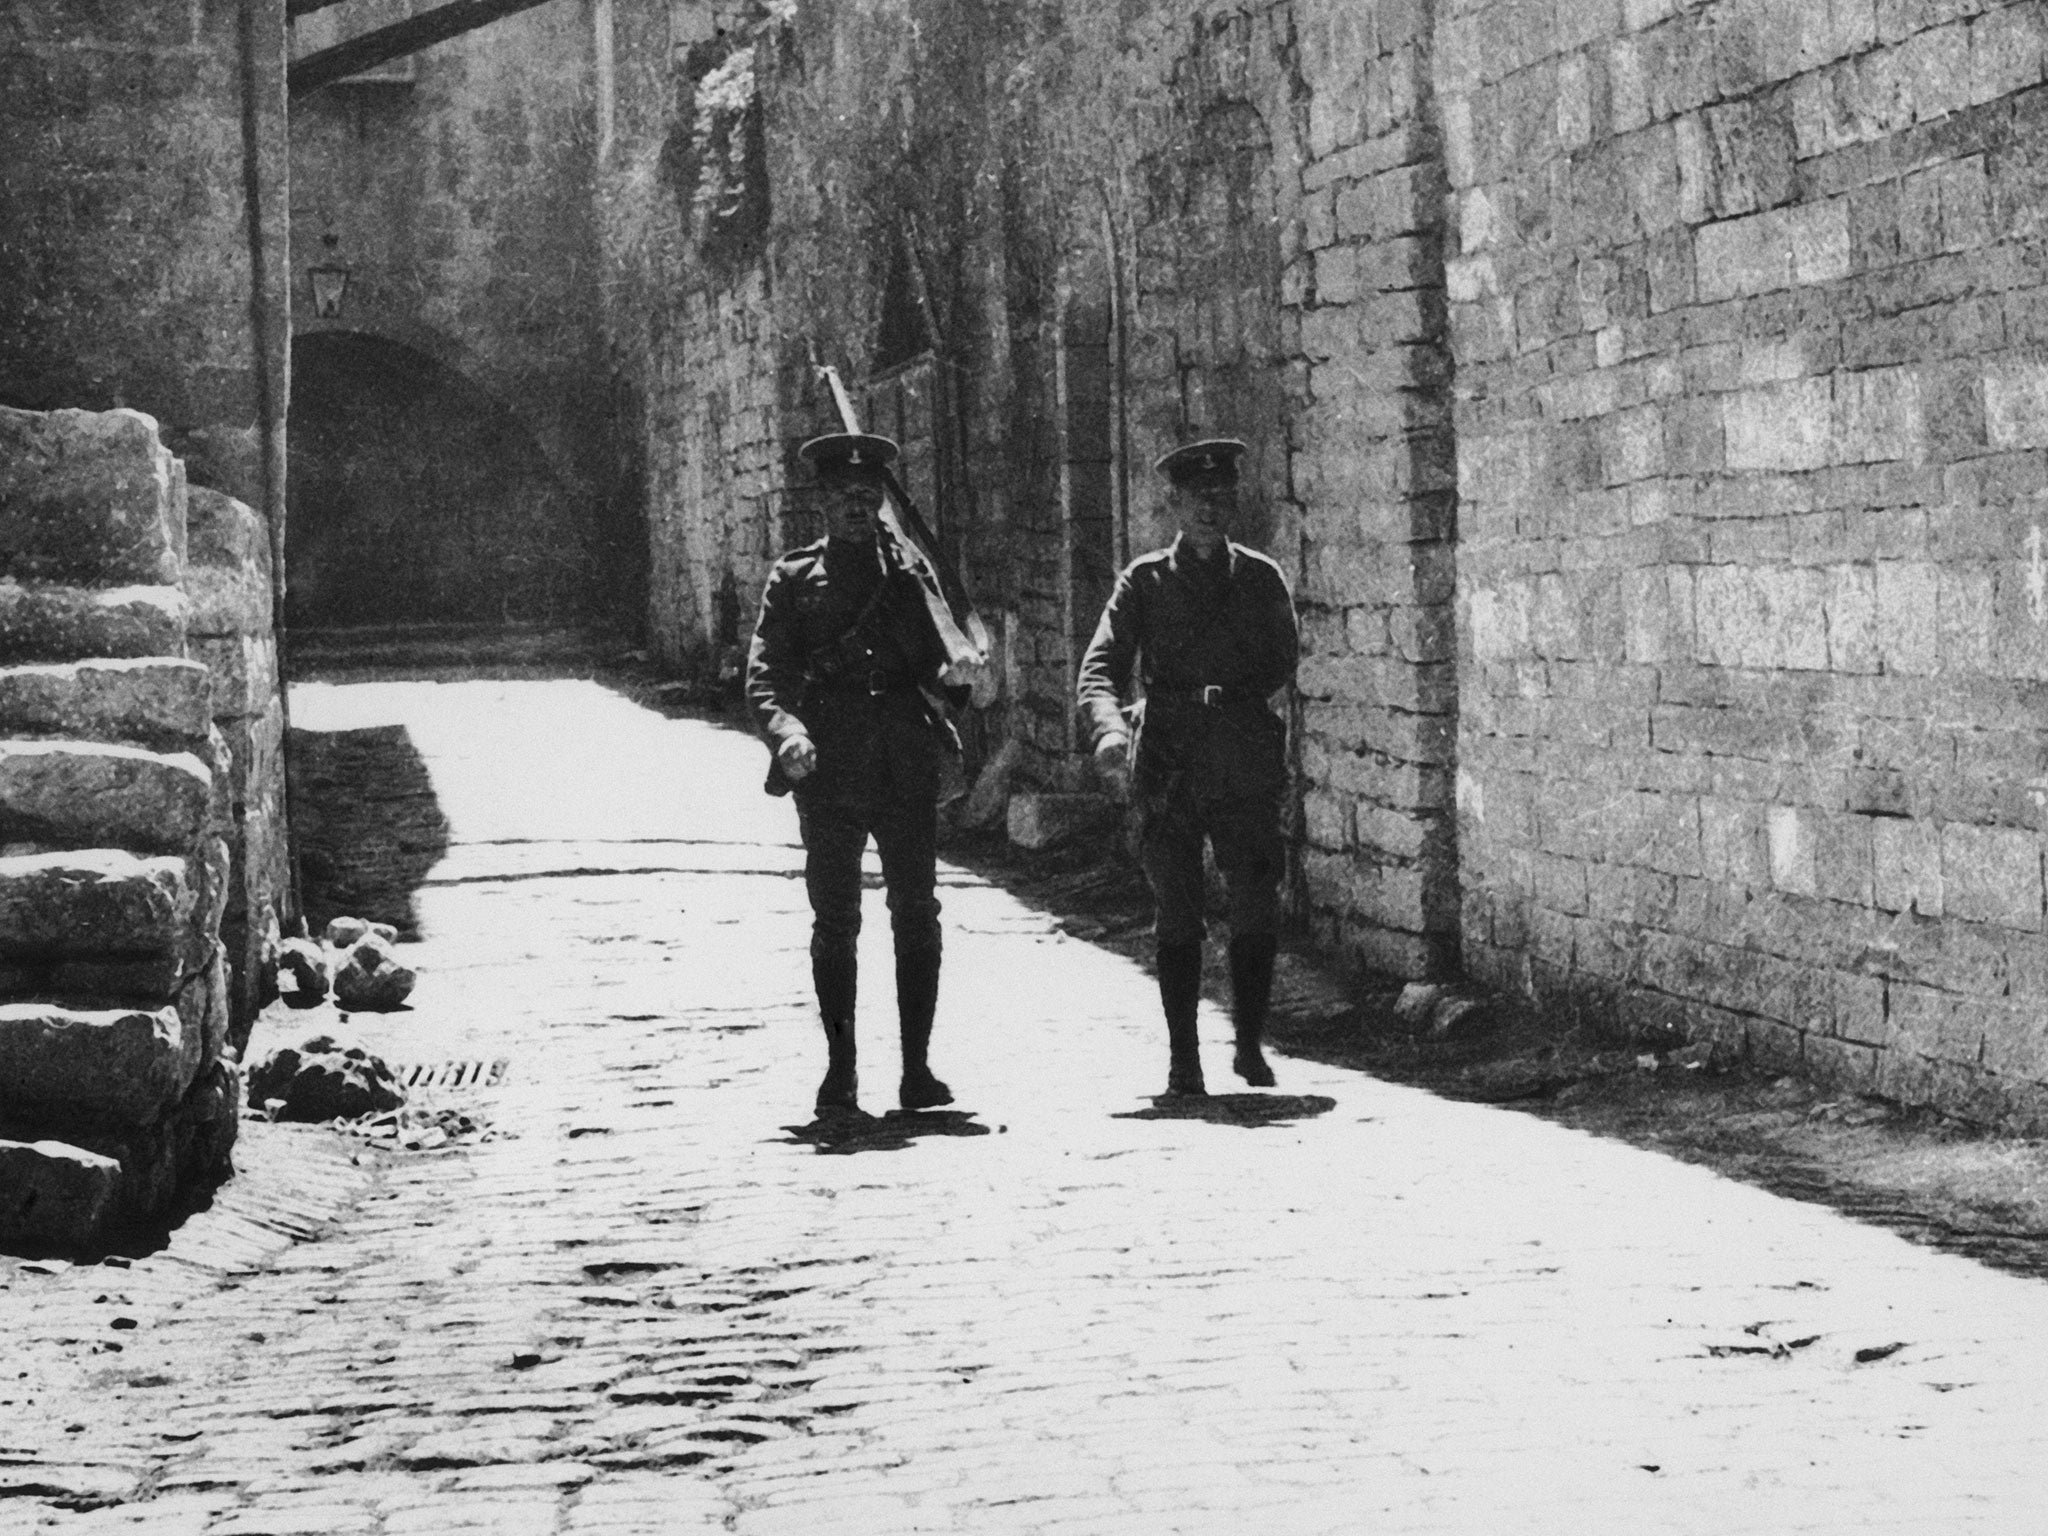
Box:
left=746, top=432, right=967, bottom=1117
left=1077, top=439, right=1300, bottom=1097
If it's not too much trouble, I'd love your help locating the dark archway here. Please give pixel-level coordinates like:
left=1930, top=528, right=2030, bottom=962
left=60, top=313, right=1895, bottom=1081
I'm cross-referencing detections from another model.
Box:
left=286, top=332, right=595, bottom=630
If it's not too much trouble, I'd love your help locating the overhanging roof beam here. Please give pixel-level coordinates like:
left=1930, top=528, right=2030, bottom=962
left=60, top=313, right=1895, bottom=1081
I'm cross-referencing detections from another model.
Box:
left=288, top=0, right=559, bottom=98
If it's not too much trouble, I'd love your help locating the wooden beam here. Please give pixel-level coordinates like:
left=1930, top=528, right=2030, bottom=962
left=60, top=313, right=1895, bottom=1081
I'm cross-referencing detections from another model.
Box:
left=288, top=0, right=560, bottom=98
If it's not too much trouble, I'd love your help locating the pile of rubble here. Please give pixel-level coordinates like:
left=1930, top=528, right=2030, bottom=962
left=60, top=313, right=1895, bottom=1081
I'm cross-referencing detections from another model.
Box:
left=275, top=915, right=417, bottom=1013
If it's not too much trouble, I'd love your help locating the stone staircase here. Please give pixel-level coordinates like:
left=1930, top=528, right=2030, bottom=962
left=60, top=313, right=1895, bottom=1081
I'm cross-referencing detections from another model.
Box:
left=0, top=406, right=274, bottom=1248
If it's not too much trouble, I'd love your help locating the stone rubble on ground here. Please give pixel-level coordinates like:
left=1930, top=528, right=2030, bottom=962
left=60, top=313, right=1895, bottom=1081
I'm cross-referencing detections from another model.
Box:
left=332, top=930, right=417, bottom=1012
left=273, top=916, right=416, bottom=1012
left=272, top=935, right=331, bottom=1008
left=246, top=1034, right=405, bottom=1123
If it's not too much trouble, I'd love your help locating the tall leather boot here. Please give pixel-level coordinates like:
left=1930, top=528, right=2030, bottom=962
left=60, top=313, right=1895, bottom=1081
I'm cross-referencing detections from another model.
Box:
left=813, top=940, right=860, bottom=1113
left=1157, top=941, right=1206, bottom=1097
left=1229, top=933, right=1279, bottom=1087
left=896, top=943, right=952, bottom=1110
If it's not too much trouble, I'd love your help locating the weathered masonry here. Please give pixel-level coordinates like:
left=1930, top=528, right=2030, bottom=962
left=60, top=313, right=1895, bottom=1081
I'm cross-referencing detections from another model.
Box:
left=608, top=0, right=2048, bottom=1131
left=10, top=0, right=2048, bottom=1154
left=0, top=1, right=293, bottom=1241
left=0, top=410, right=259, bottom=1244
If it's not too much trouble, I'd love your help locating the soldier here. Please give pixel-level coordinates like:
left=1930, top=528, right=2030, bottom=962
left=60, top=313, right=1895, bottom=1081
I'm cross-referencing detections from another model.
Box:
left=1076, top=438, right=1300, bottom=1097
left=746, top=431, right=963, bottom=1116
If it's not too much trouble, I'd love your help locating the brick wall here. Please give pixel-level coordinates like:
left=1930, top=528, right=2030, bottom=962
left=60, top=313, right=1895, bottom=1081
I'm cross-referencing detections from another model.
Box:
left=1444, top=0, right=2048, bottom=1124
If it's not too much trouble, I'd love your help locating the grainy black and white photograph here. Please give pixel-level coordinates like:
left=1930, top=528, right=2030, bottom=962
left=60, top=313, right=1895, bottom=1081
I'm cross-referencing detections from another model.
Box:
left=6, top=0, right=2048, bottom=1530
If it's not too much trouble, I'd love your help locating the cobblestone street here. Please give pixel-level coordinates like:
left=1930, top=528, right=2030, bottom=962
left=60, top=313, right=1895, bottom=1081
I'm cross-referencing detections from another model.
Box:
left=3, top=679, right=2047, bottom=1534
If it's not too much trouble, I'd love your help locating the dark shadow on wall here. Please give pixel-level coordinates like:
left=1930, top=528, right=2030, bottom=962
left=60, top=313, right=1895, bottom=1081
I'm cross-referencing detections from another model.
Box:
left=287, top=722, right=451, bottom=940
left=287, top=331, right=596, bottom=629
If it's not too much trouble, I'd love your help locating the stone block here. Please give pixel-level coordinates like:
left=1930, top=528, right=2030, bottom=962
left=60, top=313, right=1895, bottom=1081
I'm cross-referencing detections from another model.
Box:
left=1723, top=377, right=1832, bottom=472
left=0, top=850, right=193, bottom=963
left=184, top=485, right=270, bottom=574
left=1970, top=3, right=2046, bottom=105
left=0, top=1139, right=121, bottom=1248
left=1872, top=817, right=1942, bottom=915
left=176, top=944, right=230, bottom=1081
left=0, top=659, right=213, bottom=747
left=1983, top=357, right=2048, bottom=451
left=1347, top=923, right=1452, bottom=981
left=1941, top=822, right=2043, bottom=930
left=0, top=740, right=212, bottom=855
left=188, top=633, right=277, bottom=721
left=0, top=581, right=186, bottom=664
left=333, top=933, right=417, bottom=1012
left=0, top=406, right=181, bottom=587
left=182, top=488, right=272, bottom=635
left=0, top=1002, right=187, bottom=1123
left=169, top=1058, right=238, bottom=1188
left=182, top=562, right=272, bottom=638
left=49, top=955, right=188, bottom=1000
left=1007, top=792, right=1118, bottom=851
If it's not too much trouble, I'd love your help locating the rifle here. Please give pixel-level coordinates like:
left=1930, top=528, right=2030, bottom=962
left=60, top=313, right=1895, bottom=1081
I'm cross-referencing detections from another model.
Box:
left=816, top=365, right=991, bottom=669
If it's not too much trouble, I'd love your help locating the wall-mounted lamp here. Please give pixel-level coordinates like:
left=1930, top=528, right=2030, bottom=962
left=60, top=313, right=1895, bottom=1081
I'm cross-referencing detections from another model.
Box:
left=308, top=264, right=351, bottom=319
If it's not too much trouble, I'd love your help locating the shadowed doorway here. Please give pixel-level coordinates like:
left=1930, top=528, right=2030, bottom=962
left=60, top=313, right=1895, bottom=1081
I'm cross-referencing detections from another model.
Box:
left=287, top=332, right=594, bottom=631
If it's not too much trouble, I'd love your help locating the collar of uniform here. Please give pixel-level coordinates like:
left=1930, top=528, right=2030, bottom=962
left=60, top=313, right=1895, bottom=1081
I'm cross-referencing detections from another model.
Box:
left=825, top=534, right=887, bottom=572
left=1168, top=531, right=1237, bottom=578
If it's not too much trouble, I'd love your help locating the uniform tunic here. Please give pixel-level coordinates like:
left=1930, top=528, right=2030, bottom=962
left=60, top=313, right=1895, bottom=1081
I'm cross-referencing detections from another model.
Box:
left=746, top=533, right=954, bottom=966
left=1076, top=534, right=1299, bottom=944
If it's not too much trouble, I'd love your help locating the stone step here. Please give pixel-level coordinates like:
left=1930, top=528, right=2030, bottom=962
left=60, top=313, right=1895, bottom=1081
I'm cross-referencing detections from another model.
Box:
left=0, top=659, right=213, bottom=748
left=0, top=1138, right=121, bottom=1247
left=0, top=739, right=212, bottom=855
left=0, top=581, right=186, bottom=664
left=0, top=1001, right=190, bottom=1124
left=1007, top=790, right=1118, bottom=850
left=0, top=406, right=183, bottom=588
left=0, top=850, right=193, bottom=966
left=188, top=633, right=278, bottom=721
left=184, top=486, right=273, bottom=638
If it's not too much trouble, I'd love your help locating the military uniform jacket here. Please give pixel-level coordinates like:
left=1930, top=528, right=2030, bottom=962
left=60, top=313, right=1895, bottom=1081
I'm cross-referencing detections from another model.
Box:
left=746, top=532, right=956, bottom=802
left=1076, top=535, right=1299, bottom=804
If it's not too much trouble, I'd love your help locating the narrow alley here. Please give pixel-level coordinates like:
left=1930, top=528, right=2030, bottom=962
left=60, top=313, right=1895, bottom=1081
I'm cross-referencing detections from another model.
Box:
left=5, top=678, right=2048, bottom=1535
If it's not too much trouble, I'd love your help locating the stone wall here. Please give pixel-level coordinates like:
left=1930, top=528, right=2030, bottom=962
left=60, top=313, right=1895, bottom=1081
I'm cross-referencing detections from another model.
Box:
left=0, top=408, right=244, bottom=1248
left=619, top=0, right=2048, bottom=1127
left=0, top=0, right=290, bottom=538
left=606, top=0, right=1462, bottom=958
left=0, top=0, right=294, bottom=1042
left=1446, top=0, right=2048, bottom=1126
left=289, top=0, right=631, bottom=631
left=186, top=488, right=286, bottom=1037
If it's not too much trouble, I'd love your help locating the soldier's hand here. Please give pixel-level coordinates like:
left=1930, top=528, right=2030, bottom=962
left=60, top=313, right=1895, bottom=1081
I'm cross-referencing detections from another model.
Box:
left=1093, top=733, right=1131, bottom=796
left=941, top=656, right=998, bottom=709
left=778, top=734, right=818, bottom=782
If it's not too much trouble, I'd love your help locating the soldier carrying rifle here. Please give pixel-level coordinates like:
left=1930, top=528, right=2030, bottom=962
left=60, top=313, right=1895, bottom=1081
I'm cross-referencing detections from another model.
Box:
left=746, top=431, right=979, bottom=1117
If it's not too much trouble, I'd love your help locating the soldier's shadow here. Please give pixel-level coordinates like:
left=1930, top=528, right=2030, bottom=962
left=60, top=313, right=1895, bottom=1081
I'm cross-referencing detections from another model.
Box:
left=777, top=1108, right=992, bottom=1155
left=1115, top=1093, right=1336, bottom=1128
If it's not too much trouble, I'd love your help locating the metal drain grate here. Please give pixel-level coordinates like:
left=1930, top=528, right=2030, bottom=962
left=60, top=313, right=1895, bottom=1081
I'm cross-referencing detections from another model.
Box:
left=399, top=1058, right=510, bottom=1091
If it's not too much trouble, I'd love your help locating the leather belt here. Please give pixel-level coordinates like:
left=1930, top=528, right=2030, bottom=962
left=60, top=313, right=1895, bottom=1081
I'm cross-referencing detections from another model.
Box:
left=1153, top=684, right=1252, bottom=708
left=813, top=670, right=920, bottom=696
